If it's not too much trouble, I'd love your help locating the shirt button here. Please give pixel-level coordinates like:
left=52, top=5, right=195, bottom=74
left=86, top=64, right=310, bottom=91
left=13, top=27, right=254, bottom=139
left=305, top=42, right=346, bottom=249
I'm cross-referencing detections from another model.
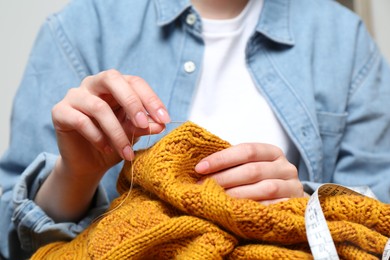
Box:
left=186, top=13, right=197, bottom=25
left=184, top=61, right=196, bottom=73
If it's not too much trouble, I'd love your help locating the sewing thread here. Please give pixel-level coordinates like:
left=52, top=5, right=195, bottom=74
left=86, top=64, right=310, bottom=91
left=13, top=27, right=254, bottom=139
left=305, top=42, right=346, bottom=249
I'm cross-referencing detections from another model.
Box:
left=93, top=121, right=186, bottom=222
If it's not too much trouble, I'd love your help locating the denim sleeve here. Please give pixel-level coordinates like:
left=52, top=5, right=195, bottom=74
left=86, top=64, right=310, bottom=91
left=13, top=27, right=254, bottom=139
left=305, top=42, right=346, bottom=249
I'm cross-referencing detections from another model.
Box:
left=336, top=51, right=390, bottom=201
left=0, top=16, right=111, bottom=259
left=305, top=22, right=390, bottom=203
left=1, top=153, right=109, bottom=259
left=336, top=21, right=390, bottom=203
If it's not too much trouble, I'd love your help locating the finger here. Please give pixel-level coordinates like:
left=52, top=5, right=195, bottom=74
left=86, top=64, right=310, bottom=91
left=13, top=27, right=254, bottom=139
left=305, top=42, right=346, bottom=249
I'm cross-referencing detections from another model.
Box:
left=124, top=75, right=171, bottom=124
left=123, top=121, right=166, bottom=138
left=201, top=160, right=297, bottom=189
left=66, top=88, right=134, bottom=160
left=225, top=179, right=304, bottom=201
left=82, top=70, right=150, bottom=129
left=115, top=108, right=166, bottom=138
left=195, top=143, right=284, bottom=174
left=52, top=102, right=110, bottom=154
left=260, top=198, right=289, bottom=206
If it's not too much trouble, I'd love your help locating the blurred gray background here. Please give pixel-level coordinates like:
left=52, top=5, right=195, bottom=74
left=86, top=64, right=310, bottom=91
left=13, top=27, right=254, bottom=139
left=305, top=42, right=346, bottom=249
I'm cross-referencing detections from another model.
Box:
left=1, top=0, right=390, bottom=155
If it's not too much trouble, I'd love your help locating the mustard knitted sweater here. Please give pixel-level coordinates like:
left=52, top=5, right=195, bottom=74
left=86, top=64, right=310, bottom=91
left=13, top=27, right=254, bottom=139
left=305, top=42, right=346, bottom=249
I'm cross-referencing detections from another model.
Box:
left=32, top=122, right=390, bottom=259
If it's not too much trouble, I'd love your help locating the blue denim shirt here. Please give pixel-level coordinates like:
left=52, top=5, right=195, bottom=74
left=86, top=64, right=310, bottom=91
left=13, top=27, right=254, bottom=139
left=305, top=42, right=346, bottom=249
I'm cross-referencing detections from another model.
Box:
left=1, top=0, right=390, bottom=258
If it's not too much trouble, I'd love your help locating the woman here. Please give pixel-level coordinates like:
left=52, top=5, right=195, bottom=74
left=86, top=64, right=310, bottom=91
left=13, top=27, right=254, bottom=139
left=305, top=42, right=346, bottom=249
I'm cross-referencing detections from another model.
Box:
left=1, top=0, right=390, bottom=258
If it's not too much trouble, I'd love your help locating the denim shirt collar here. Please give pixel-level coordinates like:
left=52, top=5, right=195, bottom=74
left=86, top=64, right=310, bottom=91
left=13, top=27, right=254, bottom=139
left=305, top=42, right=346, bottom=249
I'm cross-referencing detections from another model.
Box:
left=154, top=0, right=295, bottom=46
left=256, top=0, right=295, bottom=45
left=154, top=0, right=192, bottom=26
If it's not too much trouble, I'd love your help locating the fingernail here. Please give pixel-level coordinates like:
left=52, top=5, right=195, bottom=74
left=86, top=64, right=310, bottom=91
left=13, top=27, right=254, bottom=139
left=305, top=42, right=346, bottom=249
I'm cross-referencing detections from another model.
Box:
left=195, top=161, right=209, bottom=173
left=157, top=108, right=171, bottom=123
left=157, top=125, right=166, bottom=134
left=122, top=145, right=134, bottom=161
left=196, top=178, right=205, bottom=184
left=135, top=111, right=149, bottom=128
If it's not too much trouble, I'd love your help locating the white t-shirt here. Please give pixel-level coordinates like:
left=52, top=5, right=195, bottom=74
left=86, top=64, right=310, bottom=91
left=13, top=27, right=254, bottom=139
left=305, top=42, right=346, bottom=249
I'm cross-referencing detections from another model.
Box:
left=189, top=0, right=298, bottom=162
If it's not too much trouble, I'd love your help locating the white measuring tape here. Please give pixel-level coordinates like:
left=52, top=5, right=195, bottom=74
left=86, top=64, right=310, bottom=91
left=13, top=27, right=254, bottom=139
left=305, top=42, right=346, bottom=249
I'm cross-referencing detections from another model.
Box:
left=305, top=183, right=390, bottom=260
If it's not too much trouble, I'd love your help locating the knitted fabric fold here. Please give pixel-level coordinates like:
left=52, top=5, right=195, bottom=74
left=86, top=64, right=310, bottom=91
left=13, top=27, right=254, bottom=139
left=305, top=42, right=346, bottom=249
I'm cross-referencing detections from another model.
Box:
left=32, top=121, right=390, bottom=259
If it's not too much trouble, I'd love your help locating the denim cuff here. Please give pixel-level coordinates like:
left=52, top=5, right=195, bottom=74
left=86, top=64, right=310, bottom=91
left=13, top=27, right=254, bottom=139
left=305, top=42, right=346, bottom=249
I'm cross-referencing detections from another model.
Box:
left=11, top=152, right=109, bottom=253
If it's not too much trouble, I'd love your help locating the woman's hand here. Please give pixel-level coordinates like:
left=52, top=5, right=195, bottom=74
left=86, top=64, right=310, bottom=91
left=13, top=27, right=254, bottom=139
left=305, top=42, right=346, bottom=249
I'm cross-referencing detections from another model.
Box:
left=52, top=70, right=169, bottom=177
left=195, top=143, right=303, bottom=204
left=35, top=70, right=170, bottom=221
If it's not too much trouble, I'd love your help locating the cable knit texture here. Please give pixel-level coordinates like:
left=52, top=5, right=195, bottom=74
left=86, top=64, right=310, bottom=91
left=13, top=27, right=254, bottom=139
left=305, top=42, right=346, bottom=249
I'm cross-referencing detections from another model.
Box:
left=32, top=121, right=390, bottom=259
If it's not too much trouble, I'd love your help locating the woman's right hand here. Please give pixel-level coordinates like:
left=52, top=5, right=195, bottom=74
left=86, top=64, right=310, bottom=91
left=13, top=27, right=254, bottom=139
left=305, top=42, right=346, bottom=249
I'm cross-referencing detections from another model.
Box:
left=35, top=70, right=170, bottom=222
left=53, top=69, right=170, bottom=178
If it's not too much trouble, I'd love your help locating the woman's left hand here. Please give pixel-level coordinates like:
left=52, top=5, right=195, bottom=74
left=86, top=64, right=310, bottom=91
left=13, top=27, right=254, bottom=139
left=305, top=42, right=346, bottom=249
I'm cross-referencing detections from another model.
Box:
left=195, top=143, right=304, bottom=204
